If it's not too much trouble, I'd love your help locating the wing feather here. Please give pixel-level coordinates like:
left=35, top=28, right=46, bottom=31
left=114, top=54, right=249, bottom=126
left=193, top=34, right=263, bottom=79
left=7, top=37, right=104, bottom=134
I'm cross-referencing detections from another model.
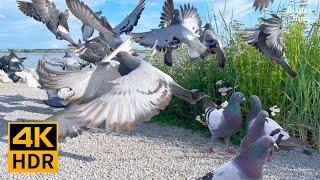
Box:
left=159, top=0, right=175, bottom=28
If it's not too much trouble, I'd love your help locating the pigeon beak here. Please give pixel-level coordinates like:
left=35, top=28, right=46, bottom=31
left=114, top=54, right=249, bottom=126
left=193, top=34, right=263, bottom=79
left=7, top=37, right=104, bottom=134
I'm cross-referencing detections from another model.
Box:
left=273, top=143, right=279, bottom=150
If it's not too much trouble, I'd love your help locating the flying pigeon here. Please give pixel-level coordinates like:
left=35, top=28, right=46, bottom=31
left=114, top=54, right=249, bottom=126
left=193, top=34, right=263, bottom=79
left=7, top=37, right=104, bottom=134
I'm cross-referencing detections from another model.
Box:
left=253, top=0, right=274, bottom=11
left=37, top=38, right=205, bottom=140
left=203, top=92, right=245, bottom=154
left=81, top=11, right=102, bottom=42
left=243, top=14, right=297, bottom=77
left=17, top=0, right=78, bottom=46
left=248, top=95, right=311, bottom=155
left=132, top=0, right=208, bottom=66
left=198, top=136, right=279, bottom=180
left=240, top=110, right=268, bottom=152
left=200, top=23, right=226, bottom=68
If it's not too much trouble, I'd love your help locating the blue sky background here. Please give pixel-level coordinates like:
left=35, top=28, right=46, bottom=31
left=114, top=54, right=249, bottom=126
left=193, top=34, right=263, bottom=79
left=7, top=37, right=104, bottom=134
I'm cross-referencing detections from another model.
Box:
left=0, top=0, right=318, bottom=49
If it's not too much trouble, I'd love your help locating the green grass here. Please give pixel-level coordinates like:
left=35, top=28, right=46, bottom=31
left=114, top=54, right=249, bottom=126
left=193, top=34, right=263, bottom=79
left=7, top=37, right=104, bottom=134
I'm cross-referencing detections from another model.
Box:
left=148, top=15, right=320, bottom=149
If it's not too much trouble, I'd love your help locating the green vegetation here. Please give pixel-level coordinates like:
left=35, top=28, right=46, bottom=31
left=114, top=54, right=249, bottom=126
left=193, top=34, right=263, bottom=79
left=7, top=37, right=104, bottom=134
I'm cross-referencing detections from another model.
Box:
left=150, top=5, right=320, bottom=148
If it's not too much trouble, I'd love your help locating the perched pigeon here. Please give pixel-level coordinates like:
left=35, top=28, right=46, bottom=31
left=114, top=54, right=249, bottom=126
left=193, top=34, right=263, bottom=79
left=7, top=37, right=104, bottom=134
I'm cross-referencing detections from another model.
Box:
left=198, top=136, right=278, bottom=180
left=17, top=0, right=78, bottom=46
left=37, top=38, right=205, bottom=140
left=132, top=0, right=208, bottom=66
left=200, top=23, right=226, bottom=68
left=42, top=52, right=87, bottom=71
left=240, top=110, right=268, bottom=152
left=204, top=92, right=245, bottom=154
left=253, top=0, right=274, bottom=11
left=81, top=11, right=102, bottom=42
left=243, top=14, right=297, bottom=77
left=0, top=50, right=25, bottom=83
left=248, top=95, right=311, bottom=155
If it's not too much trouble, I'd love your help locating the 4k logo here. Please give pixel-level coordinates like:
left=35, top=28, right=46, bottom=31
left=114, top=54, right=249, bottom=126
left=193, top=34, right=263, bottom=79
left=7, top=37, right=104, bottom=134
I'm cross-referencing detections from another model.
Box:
left=8, top=122, right=58, bottom=172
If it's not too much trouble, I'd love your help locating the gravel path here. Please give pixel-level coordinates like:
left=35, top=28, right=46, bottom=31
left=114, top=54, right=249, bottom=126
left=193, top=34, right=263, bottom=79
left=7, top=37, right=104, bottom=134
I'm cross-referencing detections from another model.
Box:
left=0, top=83, right=319, bottom=179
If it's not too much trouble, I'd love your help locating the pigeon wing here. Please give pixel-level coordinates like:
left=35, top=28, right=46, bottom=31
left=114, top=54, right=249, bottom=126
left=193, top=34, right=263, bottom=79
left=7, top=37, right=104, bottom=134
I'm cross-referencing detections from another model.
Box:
left=159, top=0, right=175, bottom=28
left=17, top=1, right=42, bottom=22
left=48, top=59, right=173, bottom=139
left=113, top=0, right=146, bottom=35
left=253, top=0, right=274, bottom=10
left=31, top=0, right=60, bottom=29
left=180, top=4, right=202, bottom=36
left=260, top=14, right=284, bottom=57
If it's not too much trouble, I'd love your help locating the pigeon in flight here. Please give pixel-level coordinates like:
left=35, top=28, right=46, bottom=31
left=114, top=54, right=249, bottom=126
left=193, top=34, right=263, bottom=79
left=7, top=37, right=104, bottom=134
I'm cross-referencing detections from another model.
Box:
left=203, top=92, right=245, bottom=154
left=243, top=14, right=297, bottom=77
left=253, top=0, right=274, bottom=11
left=198, top=136, right=278, bottom=180
left=81, top=0, right=145, bottom=42
left=17, top=0, right=78, bottom=46
left=132, top=0, right=208, bottom=66
left=248, top=95, right=311, bottom=155
left=200, top=23, right=226, bottom=68
left=37, top=38, right=205, bottom=140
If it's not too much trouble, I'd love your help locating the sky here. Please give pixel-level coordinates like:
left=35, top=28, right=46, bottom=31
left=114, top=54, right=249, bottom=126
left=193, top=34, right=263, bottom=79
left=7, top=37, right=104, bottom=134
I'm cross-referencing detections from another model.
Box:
left=0, top=0, right=319, bottom=49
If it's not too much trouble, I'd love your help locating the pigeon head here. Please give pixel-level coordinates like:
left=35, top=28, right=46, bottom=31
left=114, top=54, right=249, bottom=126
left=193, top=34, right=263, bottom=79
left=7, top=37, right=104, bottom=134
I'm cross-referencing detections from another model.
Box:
left=230, top=92, right=245, bottom=103
left=255, top=110, right=269, bottom=126
left=95, top=11, right=103, bottom=17
left=248, top=95, right=263, bottom=122
left=204, top=23, right=213, bottom=30
left=172, top=9, right=183, bottom=23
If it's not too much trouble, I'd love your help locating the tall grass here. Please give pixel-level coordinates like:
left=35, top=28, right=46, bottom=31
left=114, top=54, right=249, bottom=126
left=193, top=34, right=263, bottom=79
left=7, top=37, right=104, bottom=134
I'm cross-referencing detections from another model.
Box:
left=148, top=4, right=320, bottom=148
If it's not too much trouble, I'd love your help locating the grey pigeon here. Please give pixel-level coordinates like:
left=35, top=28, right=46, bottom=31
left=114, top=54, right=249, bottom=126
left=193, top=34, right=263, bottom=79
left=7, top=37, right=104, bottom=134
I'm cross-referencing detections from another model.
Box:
left=200, top=23, right=226, bottom=68
left=37, top=38, right=205, bottom=140
left=240, top=110, right=268, bottom=152
left=81, top=11, right=102, bottom=42
left=132, top=0, right=208, bottom=66
left=0, top=50, right=26, bottom=82
left=248, top=95, right=311, bottom=155
left=66, top=0, right=145, bottom=50
left=204, top=92, right=245, bottom=154
left=17, top=0, right=78, bottom=46
left=243, top=14, right=297, bottom=77
left=198, top=136, right=278, bottom=180
left=253, top=0, right=274, bottom=11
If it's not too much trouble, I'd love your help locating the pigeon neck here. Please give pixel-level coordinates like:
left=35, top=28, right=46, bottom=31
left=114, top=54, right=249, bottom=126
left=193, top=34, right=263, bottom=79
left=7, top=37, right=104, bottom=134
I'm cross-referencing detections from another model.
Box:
left=116, top=53, right=141, bottom=76
left=224, top=98, right=242, bottom=120
left=235, top=143, right=269, bottom=179
left=172, top=11, right=183, bottom=24
left=248, top=103, right=262, bottom=123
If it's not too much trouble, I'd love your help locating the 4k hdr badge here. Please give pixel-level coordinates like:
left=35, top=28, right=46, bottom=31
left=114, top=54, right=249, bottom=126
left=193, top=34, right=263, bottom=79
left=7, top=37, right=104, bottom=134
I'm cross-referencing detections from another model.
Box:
left=8, top=122, right=58, bottom=172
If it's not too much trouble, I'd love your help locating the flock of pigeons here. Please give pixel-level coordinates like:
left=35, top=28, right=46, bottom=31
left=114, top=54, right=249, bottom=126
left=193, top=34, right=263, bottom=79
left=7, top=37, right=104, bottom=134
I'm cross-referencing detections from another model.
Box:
left=13, top=0, right=307, bottom=179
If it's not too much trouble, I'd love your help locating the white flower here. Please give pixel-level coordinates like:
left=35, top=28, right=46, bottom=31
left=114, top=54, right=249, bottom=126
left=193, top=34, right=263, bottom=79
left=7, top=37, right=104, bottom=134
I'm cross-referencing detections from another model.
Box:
left=218, top=87, right=233, bottom=96
left=270, top=105, right=281, bottom=116
left=216, top=80, right=223, bottom=85
left=221, top=101, right=228, bottom=108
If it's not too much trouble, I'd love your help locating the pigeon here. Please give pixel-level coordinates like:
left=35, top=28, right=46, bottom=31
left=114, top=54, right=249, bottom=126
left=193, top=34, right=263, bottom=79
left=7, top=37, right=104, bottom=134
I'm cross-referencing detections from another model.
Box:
left=81, top=11, right=102, bottom=42
left=253, top=0, right=274, bottom=11
left=17, top=0, right=78, bottom=46
left=0, top=50, right=26, bottom=83
left=42, top=52, right=88, bottom=71
left=200, top=23, right=226, bottom=68
left=240, top=110, right=268, bottom=152
left=248, top=95, right=311, bottom=155
left=66, top=0, right=145, bottom=50
left=132, top=0, right=208, bottom=66
left=243, top=14, right=297, bottom=77
left=44, top=89, right=69, bottom=108
left=198, top=136, right=279, bottom=180
left=204, top=92, right=245, bottom=154
left=36, top=38, right=205, bottom=140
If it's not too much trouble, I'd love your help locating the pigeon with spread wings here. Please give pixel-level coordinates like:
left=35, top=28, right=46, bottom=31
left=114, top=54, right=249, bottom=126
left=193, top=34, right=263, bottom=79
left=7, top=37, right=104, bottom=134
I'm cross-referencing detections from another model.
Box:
left=132, top=0, right=208, bottom=66
left=243, top=14, right=297, bottom=77
left=37, top=38, right=205, bottom=140
left=17, top=0, right=78, bottom=46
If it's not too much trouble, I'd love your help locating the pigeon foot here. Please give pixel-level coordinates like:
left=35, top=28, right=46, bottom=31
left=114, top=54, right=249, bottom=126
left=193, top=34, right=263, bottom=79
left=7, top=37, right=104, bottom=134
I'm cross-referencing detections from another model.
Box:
left=226, top=147, right=235, bottom=155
